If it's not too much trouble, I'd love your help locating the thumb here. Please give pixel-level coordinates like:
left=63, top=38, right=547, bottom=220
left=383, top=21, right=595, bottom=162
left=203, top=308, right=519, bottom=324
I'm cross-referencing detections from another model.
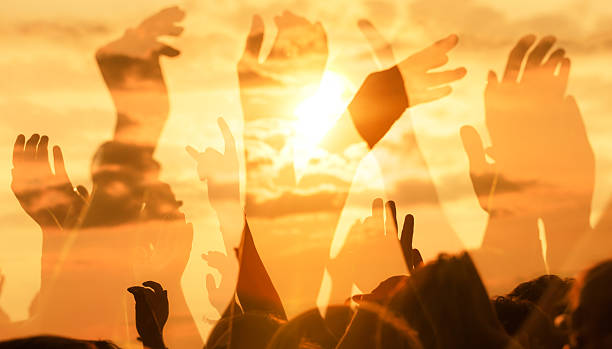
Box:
left=460, top=125, right=487, bottom=175
left=185, top=145, right=200, bottom=161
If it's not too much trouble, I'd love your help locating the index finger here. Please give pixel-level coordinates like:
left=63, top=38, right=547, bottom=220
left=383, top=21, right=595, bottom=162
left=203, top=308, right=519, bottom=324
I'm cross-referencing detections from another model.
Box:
left=400, top=34, right=459, bottom=71
left=217, top=117, right=236, bottom=154
left=400, top=214, right=415, bottom=270
left=385, top=200, right=398, bottom=237
left=502, top=34, right=536, bottom=83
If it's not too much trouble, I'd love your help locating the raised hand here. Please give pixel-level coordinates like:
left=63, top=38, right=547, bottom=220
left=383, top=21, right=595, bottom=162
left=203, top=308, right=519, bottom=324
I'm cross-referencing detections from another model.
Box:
left=348, top=30, right=466, bottom=148
left=96, top=6, right=185, bottom=148
left=128, top=281, right=169, bottom=349
left=186, top=117, right=241, bottom=315
left=329, top=199, right=421, bottom=294
left=11, top=134, right=88, bottom=230
left=186, top=117, right=242, bottom=239
left=202, top=251, right=238, bottom=315
left=461, top=35, right=594, bottom=274
left=461, top=35, right=593, bottom=217
left=238, top=11, right=328, bottom=121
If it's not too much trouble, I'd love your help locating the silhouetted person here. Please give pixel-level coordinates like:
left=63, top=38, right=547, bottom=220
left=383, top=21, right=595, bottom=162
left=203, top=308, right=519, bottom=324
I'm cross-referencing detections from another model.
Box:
left=348, top=253, right=522, bottom=349
left=7, top=7, right=200, bottom=347
left=492, top=296, right=565, bottom=349
left=187, top=117, right=241, bottom=316
left=568, top=260, right=612, bottom=348
left=0, top=336, right=119, bottom=349
left=238, top=11, right=465, bottom=316
left=462, top=35, right=593, bottom=288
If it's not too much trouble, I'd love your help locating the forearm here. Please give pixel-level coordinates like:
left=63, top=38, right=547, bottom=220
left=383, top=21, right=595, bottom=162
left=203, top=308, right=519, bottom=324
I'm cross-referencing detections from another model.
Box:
left=163, top=282, right=202, bottom=349
left=542, top=202, right=592, bottom=273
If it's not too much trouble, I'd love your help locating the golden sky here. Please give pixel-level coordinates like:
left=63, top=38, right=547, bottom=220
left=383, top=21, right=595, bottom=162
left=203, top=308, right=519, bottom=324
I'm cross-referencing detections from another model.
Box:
left=1, top=0, right=612, bottom=340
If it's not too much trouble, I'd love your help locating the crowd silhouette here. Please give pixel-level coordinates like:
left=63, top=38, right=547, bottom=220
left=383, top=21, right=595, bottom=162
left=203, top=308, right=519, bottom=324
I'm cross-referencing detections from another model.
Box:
left=0, top=5, right=611, bottom=349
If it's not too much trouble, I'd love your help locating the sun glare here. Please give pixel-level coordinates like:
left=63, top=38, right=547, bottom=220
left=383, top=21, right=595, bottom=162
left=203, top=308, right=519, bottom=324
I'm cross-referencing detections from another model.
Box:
left=293, top=71, right=354, bottom=176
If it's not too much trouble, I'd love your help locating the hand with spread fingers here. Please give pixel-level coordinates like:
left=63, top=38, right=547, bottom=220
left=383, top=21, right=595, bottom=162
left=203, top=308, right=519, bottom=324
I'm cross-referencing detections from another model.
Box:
left=11, top=134, right=88, bottom=230
left=461, top=35, right=594, bottom=273
left=238, top=11, right=328, bottom=121
left=348, top=28, right=466, bottom=148
left=201, top=250, right=238, bottom=315
left=96, top=6, right=185, bottom=148
left=461, top=35, right=594, bottom=217
left=329, top=199, right=422, bottom=294
left=128, top=281, right=169, bottom=349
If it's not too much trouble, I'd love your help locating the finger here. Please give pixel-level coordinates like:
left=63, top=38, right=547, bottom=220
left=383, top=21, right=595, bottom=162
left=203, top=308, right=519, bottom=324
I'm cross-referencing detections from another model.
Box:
left=402, top=34, right=459, bottom=71
left=157, top=44, right=181, bottom=57
left=24, top=134, right=40, bottom=162
left=140, top=6, right=185, bottom=34
left=371, top=198, right=384, bottom=223
left=52, top=145, right=70, bottom=181
left=524, top=35, right=556, bottom=74
left=385, top=201, right=398, bottom=237
left=185, top=145, right=201, bottom=161
left=128, top=286, right=146, bottom=297
left=542, top=48, right=565, bottom=74
left=143, top=280, right=164, bottom=294
left=486, top=70, right=499, bottom=92
left=36, top=135, right=49, bottom=163
left=358, top=19, right=395, bottom=68
left=460, top=126, right=487, bottom=174
left=502, top=34, right=536, bottom=83
left=412, top=85, right=452, bottom=105
left=217, top=117, right=236, bottom=154
left=412, top=248, right=424, bottom=268
left=76, top=185, right=89, bottom=200
left=558, top=58, right=571, bottom=94
left=242, top=15, right=264, bottom=60
left=12, top=134, right=26, bottom=167
left=422, top=67, right=467, bottom=87
left=400, top=214, right=415, bottom=269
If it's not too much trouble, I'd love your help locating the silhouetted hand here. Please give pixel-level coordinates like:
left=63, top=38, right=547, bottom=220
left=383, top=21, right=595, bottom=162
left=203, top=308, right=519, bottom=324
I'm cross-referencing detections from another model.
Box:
left=359, top=20, right=466, bottom=106
left=128, top=281, right=169, bottom=349
left=201, top=251, right=237, bottom=314
left=187, top=117, right=241, bottom=314
left=11, top=134, right=88, bottom=230
left=96, top=6, right=185, bottom=147
left=186, top=117, right=241, bottom=230
left=349, top=31, right=466, bottom=147
left=329, top=199, right=421, bottom=292
left=238, top=11, right=328, bottom=121
left=460, top=35, right=594, bottom=217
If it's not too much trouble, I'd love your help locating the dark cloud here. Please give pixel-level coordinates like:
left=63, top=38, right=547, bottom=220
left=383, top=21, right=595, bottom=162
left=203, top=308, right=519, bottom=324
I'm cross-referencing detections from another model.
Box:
left=245, top=189, right=347, bottom=217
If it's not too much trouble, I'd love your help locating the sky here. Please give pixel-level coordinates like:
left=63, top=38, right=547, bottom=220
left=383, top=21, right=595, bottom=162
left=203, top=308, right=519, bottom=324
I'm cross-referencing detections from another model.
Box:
left=1, top=0, right=612, bottom=340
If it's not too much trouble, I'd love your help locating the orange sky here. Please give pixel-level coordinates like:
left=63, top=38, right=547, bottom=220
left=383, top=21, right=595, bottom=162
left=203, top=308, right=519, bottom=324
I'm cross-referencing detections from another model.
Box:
left=1, top=0, right=612, bottom=339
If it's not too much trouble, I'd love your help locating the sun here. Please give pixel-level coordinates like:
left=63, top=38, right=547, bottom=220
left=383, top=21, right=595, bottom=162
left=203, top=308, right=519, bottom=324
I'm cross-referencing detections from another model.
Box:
left=293, top=71, right=354, bottom=175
